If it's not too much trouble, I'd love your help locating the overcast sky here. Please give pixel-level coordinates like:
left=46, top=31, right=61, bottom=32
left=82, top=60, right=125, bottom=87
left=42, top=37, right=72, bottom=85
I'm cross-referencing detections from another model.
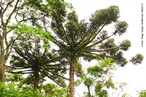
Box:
left=65, top=0, right=146, bottom=96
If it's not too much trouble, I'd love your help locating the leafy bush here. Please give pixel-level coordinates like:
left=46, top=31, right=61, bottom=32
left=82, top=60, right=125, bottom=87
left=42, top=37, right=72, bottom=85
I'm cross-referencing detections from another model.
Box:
left=0, top=82, right=67, bottom=97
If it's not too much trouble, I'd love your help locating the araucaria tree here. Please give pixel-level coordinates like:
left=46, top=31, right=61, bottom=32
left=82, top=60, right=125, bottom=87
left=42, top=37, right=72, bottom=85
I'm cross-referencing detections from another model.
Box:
left=10, top=34, right=67, bottom=90
left=48, top=4, right=143, bottom=97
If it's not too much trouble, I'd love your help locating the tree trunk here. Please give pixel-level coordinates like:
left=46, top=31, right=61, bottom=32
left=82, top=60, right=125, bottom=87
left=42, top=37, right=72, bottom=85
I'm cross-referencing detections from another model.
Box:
left=69, top=58, right=75, bottom=97
left=0, top=38, right=5, bottom=82
left=34, top=72, right=39, bottom=90
left=0, top=66, right=5, bottom=82
left=87, top=85, right=91, bottom=97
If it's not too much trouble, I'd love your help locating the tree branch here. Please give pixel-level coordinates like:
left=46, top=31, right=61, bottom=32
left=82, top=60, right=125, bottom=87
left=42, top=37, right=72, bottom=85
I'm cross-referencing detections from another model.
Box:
left=0, top=0, right=3, bottom=13
left=4, top=33, right=22, bottom=60
left=2, top=0, right=14, bottom=14
left=87, top=30, right=117, bottom=48
left=5, top=0, right=20, bottom=26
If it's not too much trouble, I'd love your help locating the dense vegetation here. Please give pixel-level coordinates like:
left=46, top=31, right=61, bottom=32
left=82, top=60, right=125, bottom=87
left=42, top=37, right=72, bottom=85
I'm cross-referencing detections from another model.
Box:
left=0, top=0, right=144, bottom=97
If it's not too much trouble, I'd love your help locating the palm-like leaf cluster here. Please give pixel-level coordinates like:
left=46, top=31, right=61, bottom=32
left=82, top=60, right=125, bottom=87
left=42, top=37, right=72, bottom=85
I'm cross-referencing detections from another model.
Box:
left=10, top=34, right=67, bottom=89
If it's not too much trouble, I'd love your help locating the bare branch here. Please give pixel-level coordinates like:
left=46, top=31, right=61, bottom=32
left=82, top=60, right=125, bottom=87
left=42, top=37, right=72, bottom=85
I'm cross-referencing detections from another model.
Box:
left=4, top=33, right=22, bottom=60
left=5, top=0, right=20, bottom=25
left=2, top=0, right=14, bottom=14
left=0, top=1, right=4, bottom=28
left=0, top=0, right=3, bottom=13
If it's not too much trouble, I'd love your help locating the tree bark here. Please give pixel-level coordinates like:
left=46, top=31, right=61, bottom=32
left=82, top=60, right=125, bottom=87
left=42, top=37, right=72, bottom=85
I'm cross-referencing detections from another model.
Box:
left=87, top=85, right=91, bottom=97
left=0, top=37, right=5, bottom=82
left=69, top=58, right=75, bottom=97
left=0, top=66, right=5, bottom=82
left=34, top=71, right=39, bottom=90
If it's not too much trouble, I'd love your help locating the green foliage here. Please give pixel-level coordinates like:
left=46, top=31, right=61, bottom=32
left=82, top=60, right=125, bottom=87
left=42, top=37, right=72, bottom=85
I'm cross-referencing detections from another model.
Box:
left=0, top=82, right=67, bottom=97
left=75, top=62, right=84, bottom=77
left=105, top=77, right=115, bottom=88
left=119, top=40, right=131, bottom=51
left=139, top=90, right=146, bottom=97
left=41, top=83, right=68, bottom=97
left=22, top=90, right=44, bottom=97
left=77, top=58, right=115, bottom=97
left=114, top=51, right=128, bottom=66
left=101, top=58, right=114, bottom=67
left=84, top=77, right=93, bottom=87
left=95, top=81, right=108, bottom=97
left=122, top=93, right=132, bottom=97
left=87, top=65, right=103, bottom=77
left=9, top=23, right=52, bottom=40
left=130, top=54, right=144, bottom=65
left=0, top=82, right=21, bottom=97
left=115, top=21, right=128, bottom=35
left=99, top=38, right=127, bottom=66
left=99, top=38, right=132, bottom=66
left=99, top=38, right=115, bottom=48
left=5, top=73, right=23, bottom=82
left=90, top=5, right=119, bottom=27
left=87, top=58, right=114, bottom=77
left=94, top=76, right=115, bottom=97
left=0, top=73, right=68, bottom=97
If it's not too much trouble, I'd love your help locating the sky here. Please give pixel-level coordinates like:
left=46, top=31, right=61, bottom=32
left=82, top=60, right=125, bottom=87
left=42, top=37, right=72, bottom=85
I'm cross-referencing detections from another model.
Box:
left=65, top=0, right=146, bottom=97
